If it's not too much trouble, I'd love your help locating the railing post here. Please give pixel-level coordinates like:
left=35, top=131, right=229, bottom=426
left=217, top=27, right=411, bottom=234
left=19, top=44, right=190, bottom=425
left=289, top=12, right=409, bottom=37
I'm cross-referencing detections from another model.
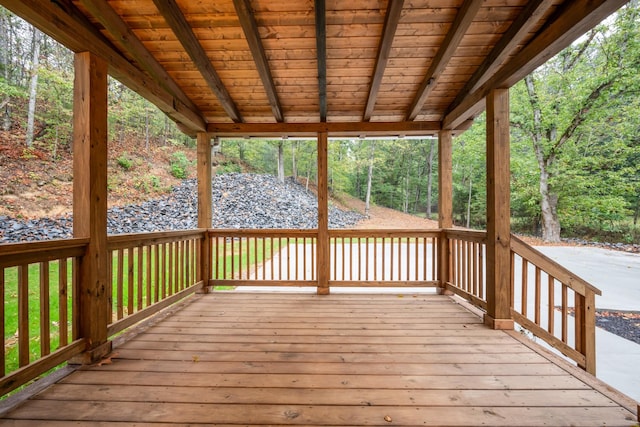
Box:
left=485, top=88, right=514, bottom=330
left=317, top=131, right=330, bottom=295
left=575, top=291, right=597, bottom=374
left=72, top=51, right=111, bottom=363
left=437, top=130, right=453, bottom=293
left=197, top=133, right=213, bottom=292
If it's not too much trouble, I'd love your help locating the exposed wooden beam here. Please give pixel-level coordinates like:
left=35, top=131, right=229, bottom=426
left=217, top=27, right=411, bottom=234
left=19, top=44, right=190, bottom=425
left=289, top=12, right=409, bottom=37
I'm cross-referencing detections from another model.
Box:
left=443, top=0, right=629, bottom=130
left=1, top=0, right=206, bottom=133
left=152, top=0, right=243, bottom=123
left=208, top=121, right=444, bottom=138
left=78, top=0, right=201, bottom=121
left=363, top=0, right=404, bottom=121
left=233, top=0, right=284, bottom=123
left=315, top=0, right=327, bottom=122
left=406, top=0, right=483, bottom=121
left=451, top=0, right=554, bottom=108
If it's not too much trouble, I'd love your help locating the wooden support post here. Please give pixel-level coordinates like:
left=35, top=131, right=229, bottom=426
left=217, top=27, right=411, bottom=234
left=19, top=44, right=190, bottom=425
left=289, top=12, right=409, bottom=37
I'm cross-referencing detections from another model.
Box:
left=437, top=130, right=453, bottom=294
left=485, top=88, right=514, bottom=330
left=575, top=291, right=596, bottom=374
left=197, top=133, right=213, bottom=293
left=317, top=131, right=330, bottom=295
left=72, top=51, right=111, bottom=363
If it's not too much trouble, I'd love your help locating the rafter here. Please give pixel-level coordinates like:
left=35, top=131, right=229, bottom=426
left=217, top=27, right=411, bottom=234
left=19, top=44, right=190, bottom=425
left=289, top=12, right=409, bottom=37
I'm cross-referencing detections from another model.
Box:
left=315, top=0, right=327, bottom=122
left=233, top=0, right=284, bottom=123
left=443, top=0, right=629, bottom=130
left=363, top=0, right=404, bottom=122
left=406, top=0, right=483, bottom=121
left=0, top=0, right=206, bottom=133
left=152, top=0, right=243, bottom=123
left=451, top=0, right=555, bottom=108
left=78, top=0, right=200, bottom=120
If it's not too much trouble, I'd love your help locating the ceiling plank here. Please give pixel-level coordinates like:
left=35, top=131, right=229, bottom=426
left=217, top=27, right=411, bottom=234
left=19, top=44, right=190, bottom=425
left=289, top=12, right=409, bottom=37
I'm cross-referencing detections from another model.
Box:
left=78, top=0, right=201, bottom=120
left=208, top=121, right=447, bottom=138
left=406, top=0, right=483, bottom=121
left=315, top=0, right=327, bottom=122
left=0, top=0, right=206, bottom=133
left=443, top=0, right=629, bottom=130
left=451, top=0, right=555, bottom=108
left=363, top=0, right=404, bottom=122
left=233, top=0, right=284, bottom=123
left=152, top=0, right=243, bottom=123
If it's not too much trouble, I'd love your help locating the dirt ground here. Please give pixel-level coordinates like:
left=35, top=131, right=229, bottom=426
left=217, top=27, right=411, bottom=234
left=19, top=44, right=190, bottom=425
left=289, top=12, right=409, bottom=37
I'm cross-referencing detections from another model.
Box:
left=336, top=193, right=439, bottom=229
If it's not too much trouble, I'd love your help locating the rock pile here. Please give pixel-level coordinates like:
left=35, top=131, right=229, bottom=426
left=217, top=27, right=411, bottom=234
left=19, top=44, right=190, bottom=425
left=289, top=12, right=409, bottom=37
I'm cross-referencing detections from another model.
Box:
left=0, top=173, right=364, bottom=243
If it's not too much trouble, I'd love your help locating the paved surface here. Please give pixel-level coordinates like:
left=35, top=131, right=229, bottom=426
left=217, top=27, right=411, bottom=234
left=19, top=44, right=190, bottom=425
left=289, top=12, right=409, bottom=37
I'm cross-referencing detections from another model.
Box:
left=536, top=246, right=640, bottom=402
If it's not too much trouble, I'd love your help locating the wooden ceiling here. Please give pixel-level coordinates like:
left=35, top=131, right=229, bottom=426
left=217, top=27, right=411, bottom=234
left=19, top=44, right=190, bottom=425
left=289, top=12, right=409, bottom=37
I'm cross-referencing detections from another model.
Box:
left=1, top=0, right=629, bottom=137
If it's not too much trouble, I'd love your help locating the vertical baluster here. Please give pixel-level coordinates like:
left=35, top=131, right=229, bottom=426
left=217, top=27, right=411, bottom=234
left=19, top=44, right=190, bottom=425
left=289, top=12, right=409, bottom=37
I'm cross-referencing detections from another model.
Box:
left=40, top=261, right=50, bottom=357
left=127, top=248, right=134, bottom=316
left=238, top=238, right=243, bottom=280
left=154, top=244, right=160, bottom=304
left=278, top=237, right=283, bottom=280
left=146, top=245, right=152, bottom=306
left=390, top=238, right=395, bottom=281
left=72, top=258, right=79, bottom=340
left=137, top=246, right=143, bottom=311
left=18, top=264, right=29, bottom=367
left=561, top=285, right=568, bottom=343
left=59, top=259, right=68, bottom=347
left=521, top=259, right=528, bottom=317
left=478, top=242, right=484, bottom=299
left=117, top=248, right=124, bottom=320
left=431, top=237, right=436, bottom=281
left=381, top=238, right=386, bottom=280
left=231, top=237, right=236, bottom=279
left=534, top=267, right=541, bottom=325
left=303, top=237, right=307, bottom=281
left=548, top=275, right=555, bottom=335
left=262, top=237, right=266, bottom=281
left=269, top=237, right=274, bottom=280
left=295, top=236, right=299, bottom=281
left=341, top=236, right=345, bottom=281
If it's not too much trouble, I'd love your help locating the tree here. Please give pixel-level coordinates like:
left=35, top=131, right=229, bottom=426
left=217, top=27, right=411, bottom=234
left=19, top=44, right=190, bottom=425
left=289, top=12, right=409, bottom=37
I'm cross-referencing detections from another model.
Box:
left=364, top=140, right=375, bottom=217
left=25, top=26, right=41, bottom=147
left=511, top=2, right=640, bottom=241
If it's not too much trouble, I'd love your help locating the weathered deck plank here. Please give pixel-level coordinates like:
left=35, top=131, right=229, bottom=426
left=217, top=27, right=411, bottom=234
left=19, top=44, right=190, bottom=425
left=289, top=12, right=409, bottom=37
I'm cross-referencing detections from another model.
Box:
left=0, top=292, right=636, bottom=426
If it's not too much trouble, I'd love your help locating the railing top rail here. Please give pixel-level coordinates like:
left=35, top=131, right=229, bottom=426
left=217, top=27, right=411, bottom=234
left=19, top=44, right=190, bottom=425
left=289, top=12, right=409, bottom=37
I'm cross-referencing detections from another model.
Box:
left=208, top=229, right=318, bottom=237
left=107, top=229, right=205, bottom=250
left=510, top=234, right=602, bottom=296
left=444, top=228, right=487, bottom=243
left=0, top=237, right=89, bottom=268
left=329, top=229, right=441, bottom=238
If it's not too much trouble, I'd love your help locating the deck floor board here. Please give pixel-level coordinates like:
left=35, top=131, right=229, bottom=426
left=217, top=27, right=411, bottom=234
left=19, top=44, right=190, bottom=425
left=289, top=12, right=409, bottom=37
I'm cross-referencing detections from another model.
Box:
left=1, top=292, right=636, bottom=426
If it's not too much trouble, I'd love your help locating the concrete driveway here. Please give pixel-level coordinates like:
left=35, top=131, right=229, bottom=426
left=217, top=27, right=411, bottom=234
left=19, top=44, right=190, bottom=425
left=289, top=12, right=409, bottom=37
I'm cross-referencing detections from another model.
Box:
left=536, top=246, right=640, bottom=402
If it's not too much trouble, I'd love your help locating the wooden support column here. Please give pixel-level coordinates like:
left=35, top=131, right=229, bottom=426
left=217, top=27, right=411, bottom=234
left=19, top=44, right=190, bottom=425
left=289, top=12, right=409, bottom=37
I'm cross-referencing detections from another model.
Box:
left=72, top=51, right=111, bottom=363
left=437, top=130, right=453, bottom=293
left=485, top=88, right=514, bottom=330
left=317, top=131, right=330, bottom=295
left=197, top=133, right=213, bottom=293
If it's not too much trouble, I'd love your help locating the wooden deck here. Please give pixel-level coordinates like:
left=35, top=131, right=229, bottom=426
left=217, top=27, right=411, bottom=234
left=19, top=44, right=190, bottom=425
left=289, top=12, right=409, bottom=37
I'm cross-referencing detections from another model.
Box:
left=0, top=292, right=637, bottom=426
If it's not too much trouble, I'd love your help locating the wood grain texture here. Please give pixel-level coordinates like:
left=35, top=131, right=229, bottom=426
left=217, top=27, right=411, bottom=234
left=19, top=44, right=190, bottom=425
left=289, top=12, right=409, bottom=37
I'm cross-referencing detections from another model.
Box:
left=0, top=292, right=635, bottom=425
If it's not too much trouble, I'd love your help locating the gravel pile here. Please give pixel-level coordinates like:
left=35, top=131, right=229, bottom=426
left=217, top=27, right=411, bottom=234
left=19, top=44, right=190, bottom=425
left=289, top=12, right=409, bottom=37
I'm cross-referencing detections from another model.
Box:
left=0, top=173, right=364, bottom=243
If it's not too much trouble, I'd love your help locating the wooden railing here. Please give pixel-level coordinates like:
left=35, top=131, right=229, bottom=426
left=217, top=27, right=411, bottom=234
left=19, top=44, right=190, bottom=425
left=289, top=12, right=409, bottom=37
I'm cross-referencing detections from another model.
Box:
left=443, top=229, right=487, bottom=308
left=0, top=227, right=602, bottom=395
left=209, top=229, right=318, bottom=287
left=328, top=230, right=439, bottom=287
left=107, top=230, right=205, bottom=336
left=209, top=229, right=439, bottom=288
left=0, top=239, right=88, bottom=395
left=440, top=230, right=600, bottom=374
left=510, top=235, right=601, bottom=374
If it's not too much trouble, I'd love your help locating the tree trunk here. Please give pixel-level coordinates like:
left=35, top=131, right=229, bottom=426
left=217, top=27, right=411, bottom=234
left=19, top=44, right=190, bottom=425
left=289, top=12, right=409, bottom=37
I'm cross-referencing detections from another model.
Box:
left=539, top=166, right=561, bottom=242
left=26, top=27, right=41, bottom=147
left=426, top=139, right=435, bottom=219
left=277, top=140, right=285, bottom=183
left=364, top=140, right=375, bottom=217
left=1, top=12, right=12, bottom=131
left=292, top=140, right=298, bottom=180
left=466, top=173, right=472, bottom=229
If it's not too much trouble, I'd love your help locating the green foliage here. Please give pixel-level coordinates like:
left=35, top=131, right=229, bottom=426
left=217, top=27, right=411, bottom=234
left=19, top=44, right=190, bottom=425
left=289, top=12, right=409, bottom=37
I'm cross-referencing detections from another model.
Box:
left=134, top=174, right=162, bottom=193
left=117, top=152, right=134, bottom=170
left=169, top=151, right=191, bottom=179
left=217, top=160, right=242, bottom=174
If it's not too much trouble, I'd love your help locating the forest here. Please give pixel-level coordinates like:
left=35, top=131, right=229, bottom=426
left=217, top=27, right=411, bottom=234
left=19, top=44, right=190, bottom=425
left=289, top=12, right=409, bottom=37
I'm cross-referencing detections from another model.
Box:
left=1, top=3, right=639, bottom=244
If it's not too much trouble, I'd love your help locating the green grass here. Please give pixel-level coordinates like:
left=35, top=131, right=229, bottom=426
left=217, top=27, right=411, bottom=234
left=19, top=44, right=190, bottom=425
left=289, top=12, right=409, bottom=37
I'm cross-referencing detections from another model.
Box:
left=212, top=237, right=281, bottom=279
left=2, top=260, right=73, bottom=376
